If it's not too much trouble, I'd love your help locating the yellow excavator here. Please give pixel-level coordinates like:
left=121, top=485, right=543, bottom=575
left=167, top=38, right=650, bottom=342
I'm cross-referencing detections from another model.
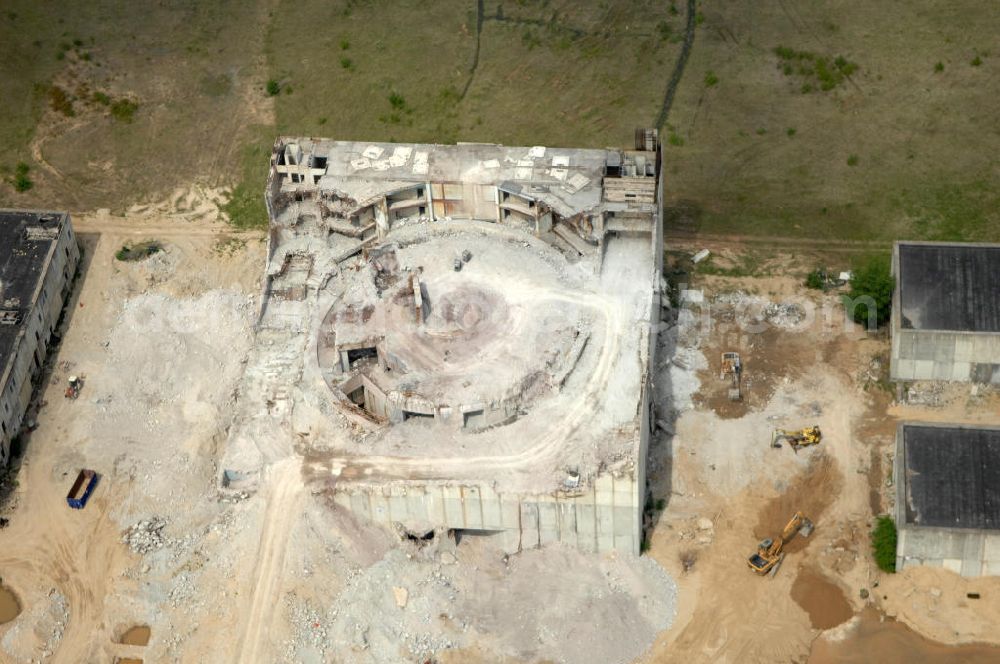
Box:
left=747, top=511, right=814, bottom=576
left=770, top=425, right=821, bottom=452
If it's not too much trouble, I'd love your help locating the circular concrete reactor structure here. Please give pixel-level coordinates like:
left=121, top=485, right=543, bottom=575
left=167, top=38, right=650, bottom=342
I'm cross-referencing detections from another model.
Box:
left=318, top=228, right=593, bottom=431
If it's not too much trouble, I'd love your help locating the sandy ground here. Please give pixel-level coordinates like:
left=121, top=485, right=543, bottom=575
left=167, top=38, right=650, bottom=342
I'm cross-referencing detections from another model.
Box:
left=635, top=247, right=1000, bottom=663
left=0, top=201, right=677, bottom=664
left=0, top=218, right=997, bottom=662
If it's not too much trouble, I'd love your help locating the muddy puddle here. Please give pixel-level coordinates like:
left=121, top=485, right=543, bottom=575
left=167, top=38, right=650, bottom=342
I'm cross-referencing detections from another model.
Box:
left=119, top=625, right=151, bottom=646
left=792, top=568, right=852, bottom=629
left=809, top=608, right=1000, bottom=663
left=0, top=584, right=20, bottom=624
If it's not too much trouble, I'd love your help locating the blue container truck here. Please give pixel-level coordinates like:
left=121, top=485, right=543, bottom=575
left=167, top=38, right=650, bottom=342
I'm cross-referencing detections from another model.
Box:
left=66, top=469, right=99, bottom=509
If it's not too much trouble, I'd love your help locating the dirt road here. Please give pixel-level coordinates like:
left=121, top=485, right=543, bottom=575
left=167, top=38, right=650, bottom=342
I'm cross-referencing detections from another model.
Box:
left=234, top=460, right=305, bottom=664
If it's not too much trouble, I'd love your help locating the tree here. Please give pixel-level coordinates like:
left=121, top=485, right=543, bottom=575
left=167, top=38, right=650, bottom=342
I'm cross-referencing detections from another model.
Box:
left=871, top=515, right=897, bottom=572
left=845, top=254, right=894, bottom=329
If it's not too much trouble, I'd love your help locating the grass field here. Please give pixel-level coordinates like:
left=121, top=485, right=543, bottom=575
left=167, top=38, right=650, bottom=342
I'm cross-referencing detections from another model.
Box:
left=1, top=1, right=998, bottom=243
left=0, top=0, right=273, bottom=212
left=664, top=1, right=1000, bottom=242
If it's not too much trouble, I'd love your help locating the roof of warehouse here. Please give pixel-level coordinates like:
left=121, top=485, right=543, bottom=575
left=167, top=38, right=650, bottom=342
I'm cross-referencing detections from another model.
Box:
left=902, top=424, right=1000, bottom=530
left=898, top=242, right=1000, bottom=332
left=0, top=211, right=63, bottom=370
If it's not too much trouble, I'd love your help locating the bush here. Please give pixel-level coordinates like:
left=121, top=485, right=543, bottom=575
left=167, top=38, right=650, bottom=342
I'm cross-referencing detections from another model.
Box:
left=340, top=38, right=350, bottom=50
left=265, top=79, right=280, bottom=96
left=971, top=55, right=982, bottom=67
left=847, top=154, right=859, bottom=166
left=340, top=57, right=352, bottom=70
left=805, top=268, right=825, bottom=290
left=115, top=241, right=162, bottom=261
left=934, top=61, right=944, bottom=73
left=110, top=98, right=138, bottom=123
left=388, top=92, right=406, bottom=110
left=704, top=70, right=719, bottom=87
left=872, top=515, right=897, bottom=572
left=11, top=162, right=32, bottom=192
left=48, top=85, right=75, bottom=117
left=667, top=132, right=684, bottom=147
left=845, top=253, right=894, bottom=328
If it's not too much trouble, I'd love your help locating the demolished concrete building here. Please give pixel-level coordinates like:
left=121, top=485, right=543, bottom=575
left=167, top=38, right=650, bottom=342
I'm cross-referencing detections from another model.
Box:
left=0, top=210, right=79, bottom=465
left=222, top=131, right=663, bottom=554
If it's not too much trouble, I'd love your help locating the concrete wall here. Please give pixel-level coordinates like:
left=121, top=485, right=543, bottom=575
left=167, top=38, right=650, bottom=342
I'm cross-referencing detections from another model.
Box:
left=331, top=472, right=642, bottom=555
left=0, top=215, right=79, bottom=464
left=896, top=526, right=1000, bottom=577
left=891, top=327, right=1000, bottom=383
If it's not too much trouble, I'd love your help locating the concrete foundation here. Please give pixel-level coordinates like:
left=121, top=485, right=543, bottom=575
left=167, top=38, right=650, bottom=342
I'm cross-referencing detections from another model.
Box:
left=332, top=472, right=641, bottom=554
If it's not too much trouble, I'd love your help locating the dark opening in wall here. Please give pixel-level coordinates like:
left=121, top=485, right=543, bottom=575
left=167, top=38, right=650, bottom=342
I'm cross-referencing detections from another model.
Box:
left=312, top=156, right=328, bottom=169
left=346, top=347, right=378, bottom=368
left=347, top=385, right=366, bottom=408
left=403, top=528, right=435, bottom=544
left=463, top=409, right=485, bottom=429
left=402, top=410, right=434, bottom=421
left=449, top=528, right=502, bottom=545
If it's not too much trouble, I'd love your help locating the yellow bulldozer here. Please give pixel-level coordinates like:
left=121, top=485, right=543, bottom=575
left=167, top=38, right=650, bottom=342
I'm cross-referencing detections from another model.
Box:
left=770, top=425, right=821, bottom=452
left=747, top=511, right=814, bottom=576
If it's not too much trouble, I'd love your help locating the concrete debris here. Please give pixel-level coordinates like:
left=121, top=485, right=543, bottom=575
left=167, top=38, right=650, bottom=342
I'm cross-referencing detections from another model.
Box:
left=692, top=249, right=711, bottom=264
left=905, top=382, right=945, bottom=407
left=295, top=542, right=678, bottom=664
left=712, top=290, right=806, bottom=329
left=680, top=289, right=704, bottom=304
left=122, top=516, right=169, bottom=554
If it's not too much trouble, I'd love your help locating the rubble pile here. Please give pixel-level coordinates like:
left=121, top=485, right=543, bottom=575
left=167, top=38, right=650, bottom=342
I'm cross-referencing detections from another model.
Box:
left=123, top=517, right=169, bottom=554
left=711, top=290, right=807, bottom=329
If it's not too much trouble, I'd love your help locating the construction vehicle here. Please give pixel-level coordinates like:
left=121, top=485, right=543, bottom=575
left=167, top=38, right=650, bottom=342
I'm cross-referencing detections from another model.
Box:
left=771, top=425, right=821, bottom=452
left=747, top=511, right=814, bottom=576
left=720, top=352, right=742, bottom=401
left=64, top=375, right=83, bottom=400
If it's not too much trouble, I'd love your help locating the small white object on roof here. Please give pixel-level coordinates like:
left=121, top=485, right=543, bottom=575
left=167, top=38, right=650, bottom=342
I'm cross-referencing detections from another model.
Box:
left=529, top=145, right=546, bottom=158
left=692, top=249, right=711, bottom=264
left=362, top=145, right=384, bottom=159
left=680, top=289, right=704, bottom=304
left=388, top=146, right=412, bottom=167
left=565, top=172, right=590, bottom=193
left=412, top=151, right=429, bottom=175
left=350, top=158, right=371, bottom=170
left=550, top=155, right=569, bottom=181
left=839, top=271, right=853, bottom=282
left=482, top=158, right=500, bottom=169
